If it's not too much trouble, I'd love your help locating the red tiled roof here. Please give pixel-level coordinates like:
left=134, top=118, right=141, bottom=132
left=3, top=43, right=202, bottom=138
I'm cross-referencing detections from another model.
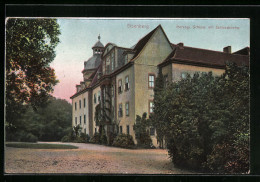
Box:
left=161, top=44, right=249, bottom=67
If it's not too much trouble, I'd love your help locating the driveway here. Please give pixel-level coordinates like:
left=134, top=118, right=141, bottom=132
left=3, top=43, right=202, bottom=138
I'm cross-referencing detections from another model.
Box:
left=5, top=142, right=193, bottom=174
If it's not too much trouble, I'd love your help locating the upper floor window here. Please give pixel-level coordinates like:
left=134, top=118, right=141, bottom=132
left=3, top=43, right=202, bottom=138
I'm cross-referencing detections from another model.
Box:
left=79, top=100, right=81, bottom=109
left=125, top=76, right=129, bottom=91
left=118, top=79, right=122, bottom=94
left=118, top=103, right=123, bottom=117
left=124, top=55, right=128, bottom=64
left=125, top=102, right=129, bottom=116
left=94, top=94, right=97, bottom=104
left=75, top=102, right=77, bottom=110
left=111, top=85, right=114, bottom=97
left=148, top=74, right=155, bottom=88
left=149, top=101, right=154, bottom=114
left=84, top=98, right=86, bottom=108
left=111, top=52, right=115, bottom=71
left=98, top=91, right=101, bottom=102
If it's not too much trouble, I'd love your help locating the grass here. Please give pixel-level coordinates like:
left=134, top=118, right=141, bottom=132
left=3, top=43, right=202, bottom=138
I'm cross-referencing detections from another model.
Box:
left=5, top=142, right=78, bottom=149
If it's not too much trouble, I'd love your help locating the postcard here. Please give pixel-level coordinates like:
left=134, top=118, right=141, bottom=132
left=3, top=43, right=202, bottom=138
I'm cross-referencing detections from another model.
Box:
left=5, top=18, right=250, bottom=174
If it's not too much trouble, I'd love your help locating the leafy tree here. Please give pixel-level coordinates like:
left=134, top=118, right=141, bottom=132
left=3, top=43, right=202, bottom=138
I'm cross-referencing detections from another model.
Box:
left=5, top=18, right=60, bottom=133
left=151, top=68, right=166, bottom=148
left=6, top=96, right=72, bottom=142
left=133, top=113, right=153, bottom=148
left=152, top=63, right=249, bottom=173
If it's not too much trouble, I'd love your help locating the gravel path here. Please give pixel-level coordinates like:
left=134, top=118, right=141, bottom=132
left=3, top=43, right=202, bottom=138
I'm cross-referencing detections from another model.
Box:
left=5, top=142, right=193, bottom=174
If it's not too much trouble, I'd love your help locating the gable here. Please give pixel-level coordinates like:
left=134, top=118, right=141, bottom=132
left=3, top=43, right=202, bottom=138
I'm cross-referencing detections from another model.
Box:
left=135, top=26, right=173, bottom=66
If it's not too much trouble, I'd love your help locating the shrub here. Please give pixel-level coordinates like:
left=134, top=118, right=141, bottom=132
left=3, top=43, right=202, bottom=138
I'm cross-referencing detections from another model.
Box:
left=112, top=133, right=135, bottom=149
left=61, top=135, right=70, bottom=142
left=79, top=133, right=90, bottom=143
left=100, top=133, right=107, bottom=145
left=107, top=132, right=117, bottom=146
left=20, top=132, right=38, bottom=143
left=89, top=132, right=101, bottom=144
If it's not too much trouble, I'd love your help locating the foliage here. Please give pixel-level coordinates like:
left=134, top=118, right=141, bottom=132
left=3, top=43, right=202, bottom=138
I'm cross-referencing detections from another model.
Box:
left=6, top=18, right=60, bottom=132
left=133, top=113, right=153, bottom=148
left=112, top=134, right=135, bottom=149
left=150, top=68, right=166, bottom=148
left=100, top=133, right=108, bottom=145
left=6, top=142, right=78, bottom=149
left=61, top=125, right=90, bottom=143
left=152, top=63, right=249, bottom=173
left=6, top=96, right=72, bottom=142
left=89, top=132, right=101, bottom=144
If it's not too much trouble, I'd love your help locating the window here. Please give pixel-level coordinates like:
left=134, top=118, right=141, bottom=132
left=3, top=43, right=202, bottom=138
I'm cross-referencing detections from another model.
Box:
left=149, top=101, right=154, bottom=114
left=80, top=116, right=82, bottom=125
left=75, top=102, right=77, bottom=110
left=84, top=98, right=86, bottom=107
left=94, top=94, right=97, bottom=104
left=84, top=115, right=86, bottom=124
left=125, top=102, right=129, bottom=116
left=125, top=55, right=128, bottom=64
left=84, top=128, right=86, bottom=134
left=148, top=74, right=155, bottom=88
left=150, top=127, right=155, bottom=136
left=118, top=103, right=123, bottom=117
left=79, top=100, right=81, bottom=109
left=111, top=52, right=114, bottom=71
left=98, top=91, right=101, bottom=102
left=75, top=117, right=77, bottom=125
left=118, top=79, right=122, bottom=94
left=125, top=76, right=129, bottom=91
left=111, top=85, right=114, bottom=97
left=120, top=126, right=122, bottom=134
left=164, top=74, right=168, bottom=87
left=127, top=125, right=130, bottom=135
left=181, top=72, right=187, bottom=79
left=95, top=128, right=97, bottom=133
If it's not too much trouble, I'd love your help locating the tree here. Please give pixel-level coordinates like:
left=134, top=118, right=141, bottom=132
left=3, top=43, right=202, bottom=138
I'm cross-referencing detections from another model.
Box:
left=133, top=113, right=153, bottom=148
left=152, top=63, right=249, bottom=173
left=5, top=18, right=60, bottom=132
left=151, top=68, right=166, bottom=148
left=6, top=96, right=72, bottom=142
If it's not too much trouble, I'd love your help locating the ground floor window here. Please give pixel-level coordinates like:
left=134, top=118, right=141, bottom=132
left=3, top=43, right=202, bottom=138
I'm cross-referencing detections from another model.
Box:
left=75, top=117, right=77, bottom=125
left=120, top=126, right=122, bottom=134
left=127, top=125, right=130, bottom=135
left=95, top=128, right=97, bottom=133
left=84, top=128, right=86, bottom=134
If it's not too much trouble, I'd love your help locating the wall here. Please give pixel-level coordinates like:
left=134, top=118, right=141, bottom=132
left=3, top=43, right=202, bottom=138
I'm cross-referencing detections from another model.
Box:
left=116, top=66, right=136, bottom=142
left=172, top=63, right=225, bottom=82
left=134, top=27, right=173, bottom=147
left=72, top=91, right=89, bottom=135
left=92, top=86, right=101, bottom=134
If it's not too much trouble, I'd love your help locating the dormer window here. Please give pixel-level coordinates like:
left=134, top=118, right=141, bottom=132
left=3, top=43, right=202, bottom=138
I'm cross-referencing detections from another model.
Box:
left=125, top=54, right=128, bottom=64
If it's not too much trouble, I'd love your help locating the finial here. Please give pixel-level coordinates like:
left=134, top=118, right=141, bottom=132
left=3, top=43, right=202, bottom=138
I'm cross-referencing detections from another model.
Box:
left=98, top=34, right=100, bottom=40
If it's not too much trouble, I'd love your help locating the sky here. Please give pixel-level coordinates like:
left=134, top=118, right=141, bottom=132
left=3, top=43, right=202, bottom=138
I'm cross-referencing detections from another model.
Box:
left=50, top=18, right=250, bottom=103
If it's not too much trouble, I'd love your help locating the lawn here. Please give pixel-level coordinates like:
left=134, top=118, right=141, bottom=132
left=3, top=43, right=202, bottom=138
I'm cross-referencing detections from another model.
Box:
left=5, top=142, right=78, bottom=149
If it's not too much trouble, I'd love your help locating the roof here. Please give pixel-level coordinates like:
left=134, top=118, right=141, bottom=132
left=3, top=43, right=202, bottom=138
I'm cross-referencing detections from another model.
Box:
left=232, top=47, right=250, bottom=55
left=159, top=44, right=249, bottom=68
left=83, top=54, right=102, bottom=71
left=92, top=40, right=104, bottom=48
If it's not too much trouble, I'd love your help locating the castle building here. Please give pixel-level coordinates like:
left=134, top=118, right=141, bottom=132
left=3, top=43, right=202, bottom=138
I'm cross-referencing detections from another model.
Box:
left=70, top=25, right=249, bottom=147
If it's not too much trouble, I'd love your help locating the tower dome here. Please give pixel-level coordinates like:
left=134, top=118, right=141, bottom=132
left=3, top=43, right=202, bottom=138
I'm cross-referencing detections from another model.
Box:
left=92, top=34, right=104, bottom=55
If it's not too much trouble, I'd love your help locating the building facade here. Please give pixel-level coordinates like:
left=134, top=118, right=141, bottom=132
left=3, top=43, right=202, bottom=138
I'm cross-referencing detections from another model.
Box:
left=70, top=25, right=249, bottom=147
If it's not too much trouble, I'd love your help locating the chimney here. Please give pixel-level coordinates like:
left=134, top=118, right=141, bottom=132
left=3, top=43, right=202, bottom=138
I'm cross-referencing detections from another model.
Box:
left=177, top=42, right=184, bottom=47
left=223, top=46, right=232, bottom=53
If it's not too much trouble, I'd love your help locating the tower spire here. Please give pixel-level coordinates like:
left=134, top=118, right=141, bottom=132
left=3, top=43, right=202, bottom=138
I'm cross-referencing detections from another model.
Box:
left=98, top=34, right=100, bottom=40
